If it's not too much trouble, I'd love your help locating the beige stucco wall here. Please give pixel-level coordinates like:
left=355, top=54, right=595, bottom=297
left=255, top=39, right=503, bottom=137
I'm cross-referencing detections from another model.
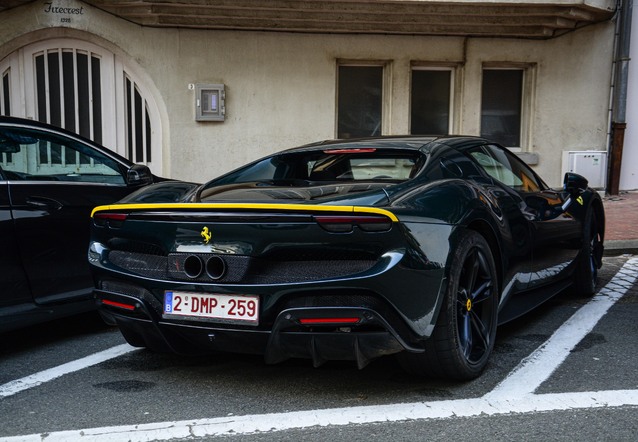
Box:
left=0, top=0, right=615, bottom=187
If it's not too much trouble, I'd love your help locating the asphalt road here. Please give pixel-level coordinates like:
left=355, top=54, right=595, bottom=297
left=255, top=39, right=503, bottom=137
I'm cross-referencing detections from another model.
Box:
left=1, top=255, right=637, bottom=441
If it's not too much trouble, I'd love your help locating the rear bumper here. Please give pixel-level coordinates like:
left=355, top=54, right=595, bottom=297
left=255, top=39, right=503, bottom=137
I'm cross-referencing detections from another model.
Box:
left=95, top=288, right=423, bottom=368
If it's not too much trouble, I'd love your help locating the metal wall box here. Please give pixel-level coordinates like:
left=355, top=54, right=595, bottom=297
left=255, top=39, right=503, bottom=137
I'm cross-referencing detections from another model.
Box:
left=561, top=150, right=607, bottom=189
left=195, top=84, right=225, bottom=121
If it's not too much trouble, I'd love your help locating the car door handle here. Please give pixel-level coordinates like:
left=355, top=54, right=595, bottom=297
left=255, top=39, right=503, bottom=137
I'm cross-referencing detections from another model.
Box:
left=25, top=197, right=63, bottom=212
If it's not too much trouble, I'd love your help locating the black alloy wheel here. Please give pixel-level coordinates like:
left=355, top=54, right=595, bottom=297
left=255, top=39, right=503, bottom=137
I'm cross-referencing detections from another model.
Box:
left=399, top=230, right=498, bottom=380
left=456, top=243, right=496, bottom=366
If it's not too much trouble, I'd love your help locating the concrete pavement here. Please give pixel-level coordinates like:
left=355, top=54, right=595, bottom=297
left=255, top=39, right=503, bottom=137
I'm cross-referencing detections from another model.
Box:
left=603, top=191, right=638, bottom=256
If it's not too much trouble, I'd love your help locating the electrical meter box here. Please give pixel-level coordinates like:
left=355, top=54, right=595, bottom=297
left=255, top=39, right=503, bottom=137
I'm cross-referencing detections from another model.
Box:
left=561, top=151, right=607, bottom=189
left=195, top=84, right=225, bottom=121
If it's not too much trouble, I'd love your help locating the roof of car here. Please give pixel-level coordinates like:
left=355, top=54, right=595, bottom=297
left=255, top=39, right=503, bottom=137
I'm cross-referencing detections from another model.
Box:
left=0, top=115, right=93, bottom=140
left=283, top=135, right=492, bottom=154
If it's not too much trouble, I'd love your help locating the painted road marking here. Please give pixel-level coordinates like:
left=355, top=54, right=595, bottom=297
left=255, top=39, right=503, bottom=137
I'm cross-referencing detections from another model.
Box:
left=485, top=256, right=638, bottom=399
left=2, top=391, right=638, bottom=442
left=0, top=344, right=137, bottom=399
left=1, top=257, right=637, bottom=441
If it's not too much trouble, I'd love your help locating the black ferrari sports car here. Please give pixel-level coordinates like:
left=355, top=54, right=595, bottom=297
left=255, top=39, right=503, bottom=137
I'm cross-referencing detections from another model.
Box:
left=89, top=136, right=605, bottom=379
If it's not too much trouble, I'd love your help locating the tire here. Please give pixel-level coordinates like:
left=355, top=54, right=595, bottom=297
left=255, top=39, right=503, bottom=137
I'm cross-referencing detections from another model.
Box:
left=571, top=208, right=603, bottom=297
left=399, top=230, right=498, bottom=380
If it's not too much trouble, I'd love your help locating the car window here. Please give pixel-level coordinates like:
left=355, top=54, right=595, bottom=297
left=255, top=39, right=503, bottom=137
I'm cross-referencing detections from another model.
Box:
left=468, top=144, right=543, bottom=192
left=211, top=156, right=287, bottom=184
left=309, top=156, right=417, bottom=180
left=206, top=148, right=424, bottom=190
left=0, top=127, right=125, bottom=184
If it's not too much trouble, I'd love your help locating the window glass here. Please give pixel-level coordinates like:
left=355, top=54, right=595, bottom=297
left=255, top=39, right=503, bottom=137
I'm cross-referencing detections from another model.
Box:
left=411, top=69, right=451, bottom=135
left=62, top=51, right=75, bottom=133
left=47, top=51, right=62, bottom=128
left=481, top=69, right=523, bottom=147
left=76, top=51, right=91, bottom=139
left=469, top=144, right=542, bottom=192
left=34, top=49, right=103, bottom=143
left=0, top=128, right=124, bottom=184
left=125, top=76, right=153, bottom=164
left=202, top=149, right=423, bottom=196
left=309, top=154, right=417, bottom=181
left=1, top=68, right=10, bottom=116
left=348, top=157, right=415, bottom=180
left=337, top=66, right=383, bottom=138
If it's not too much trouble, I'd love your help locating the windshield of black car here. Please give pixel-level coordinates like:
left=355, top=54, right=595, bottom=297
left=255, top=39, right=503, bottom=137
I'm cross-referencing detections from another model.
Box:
left=200, top=149, right=424, bottom=191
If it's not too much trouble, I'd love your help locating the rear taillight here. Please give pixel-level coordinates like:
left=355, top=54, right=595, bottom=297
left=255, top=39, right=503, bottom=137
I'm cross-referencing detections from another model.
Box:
left=315, top=215, right=392, bottom=233
left=93, top=212, right=128, bottom=228
left=101, top=299, right=136, bottom=311
left=299, top=317, right=361, bottom=325
left=322, top=148, right=377, bottom=154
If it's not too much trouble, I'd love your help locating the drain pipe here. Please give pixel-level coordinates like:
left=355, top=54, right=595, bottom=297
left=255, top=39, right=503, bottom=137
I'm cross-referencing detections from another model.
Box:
left=608, top=0, right=633, bottom=195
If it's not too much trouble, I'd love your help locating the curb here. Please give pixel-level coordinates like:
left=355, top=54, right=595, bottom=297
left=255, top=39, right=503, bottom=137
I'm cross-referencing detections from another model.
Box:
left=604, top=239, right=638, bottom=257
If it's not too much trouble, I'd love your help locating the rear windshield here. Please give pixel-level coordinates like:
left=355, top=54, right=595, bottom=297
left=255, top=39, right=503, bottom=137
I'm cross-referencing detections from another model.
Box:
left=203, top=148, right=425, bottom=190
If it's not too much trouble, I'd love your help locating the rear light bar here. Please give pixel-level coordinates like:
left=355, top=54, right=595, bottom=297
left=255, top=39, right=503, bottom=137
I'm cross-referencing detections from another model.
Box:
left=94, top=213, right=127, bottom=221
left=299, top=317, right=361, bottom=325
left=315, top=214, right=392, bottom=233
left=323, top=148, right=376, bottom=154
left=93, top=212, right=128, bottom=228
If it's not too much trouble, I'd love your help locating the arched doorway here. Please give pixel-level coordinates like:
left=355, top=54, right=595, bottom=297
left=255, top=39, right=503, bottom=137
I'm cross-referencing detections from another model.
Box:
left=0, top=38, right=162, bottom=174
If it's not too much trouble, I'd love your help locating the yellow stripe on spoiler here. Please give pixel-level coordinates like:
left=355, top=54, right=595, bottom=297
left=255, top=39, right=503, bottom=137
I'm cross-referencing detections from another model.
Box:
left=91, top=203, right=399, bottom=222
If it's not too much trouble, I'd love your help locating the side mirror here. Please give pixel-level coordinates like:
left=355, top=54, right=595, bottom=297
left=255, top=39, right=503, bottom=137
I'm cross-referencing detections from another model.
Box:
left=561, top=172, right=588, bottom=212
left=563, top=172, right=588, bottom=197
left=127, top=164, right=154, bottom=186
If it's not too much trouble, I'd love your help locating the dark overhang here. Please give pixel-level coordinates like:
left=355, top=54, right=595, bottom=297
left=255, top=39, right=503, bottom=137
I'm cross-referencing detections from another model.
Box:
left=1, top=0, right=616, bottom=39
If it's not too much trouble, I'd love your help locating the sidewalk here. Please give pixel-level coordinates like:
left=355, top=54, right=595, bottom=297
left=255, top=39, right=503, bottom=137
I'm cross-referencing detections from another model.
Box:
left=603, top=190, right=638, bottom=256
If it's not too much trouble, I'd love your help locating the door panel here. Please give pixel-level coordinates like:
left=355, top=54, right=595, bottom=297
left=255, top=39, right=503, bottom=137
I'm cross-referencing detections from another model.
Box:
left=0, top=178, right=31, bottom=307
left=526, top=189, right=581, bottom=289
left=467, top=143, right=580, bottom=293
left=1, top=124, right=132, bottom=305
left=9, top=182, right=132, bottom=304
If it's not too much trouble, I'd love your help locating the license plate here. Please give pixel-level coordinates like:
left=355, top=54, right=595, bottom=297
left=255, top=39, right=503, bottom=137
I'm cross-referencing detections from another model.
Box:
left=163, top=291, right=259, bottom=325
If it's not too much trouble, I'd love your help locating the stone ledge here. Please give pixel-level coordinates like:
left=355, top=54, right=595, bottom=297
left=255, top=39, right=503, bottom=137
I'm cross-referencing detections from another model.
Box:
left=516, top=152, right=539, bottom=165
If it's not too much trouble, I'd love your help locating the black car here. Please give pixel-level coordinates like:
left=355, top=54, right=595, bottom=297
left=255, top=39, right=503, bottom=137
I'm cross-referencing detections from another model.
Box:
left=0, top=116, right=159, bottom=332
left=88, top=136, right=605, bottom=379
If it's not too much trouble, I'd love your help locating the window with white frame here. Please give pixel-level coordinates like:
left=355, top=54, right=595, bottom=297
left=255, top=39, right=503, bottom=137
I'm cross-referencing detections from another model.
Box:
left=481, top=67, right=532, bottom=149
left=33, top=48, right=104, bottom=144
left=0, top=39, right=161, bottom=174
left=337, top=64, right=384, bottom=139
left=410, top=67, right=453, bottom=135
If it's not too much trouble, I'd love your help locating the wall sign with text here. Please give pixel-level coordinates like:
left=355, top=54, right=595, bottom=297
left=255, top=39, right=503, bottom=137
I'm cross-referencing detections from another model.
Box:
left=43, top=2, right=85, bottom=24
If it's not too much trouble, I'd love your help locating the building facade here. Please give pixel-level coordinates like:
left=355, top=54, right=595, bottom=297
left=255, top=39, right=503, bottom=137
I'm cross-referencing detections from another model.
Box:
left=0, top=0, right=626, bottom=189
left=623, top=0, right=638, bottom=190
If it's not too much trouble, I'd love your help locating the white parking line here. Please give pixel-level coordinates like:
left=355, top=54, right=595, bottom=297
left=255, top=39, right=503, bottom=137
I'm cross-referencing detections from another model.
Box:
left=485, top=256, right=638, bottom=399
left=1, top=257, right=637, bottom=441
left=2, top=390, right=638, bottom=442
left=0, top=344, right=137, bottom=399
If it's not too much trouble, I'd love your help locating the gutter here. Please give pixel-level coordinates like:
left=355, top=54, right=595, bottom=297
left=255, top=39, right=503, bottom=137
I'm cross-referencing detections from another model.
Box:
left=607, top=0, right=633, bottom=195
